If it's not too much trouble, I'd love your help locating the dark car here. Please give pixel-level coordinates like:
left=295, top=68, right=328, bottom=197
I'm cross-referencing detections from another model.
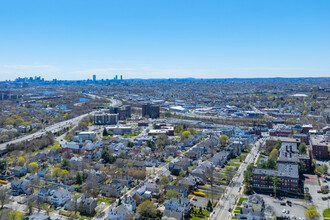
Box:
left=280, top=202, right=286, bottom=206
left=287, top=201, right=292, bottom=206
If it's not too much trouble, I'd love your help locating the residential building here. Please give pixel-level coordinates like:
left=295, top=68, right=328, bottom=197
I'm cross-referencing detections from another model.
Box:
left=310, top=135, right=329, bottom=160
left=142, top=103, right=160, bottom=118
left=109, top=105, right=131, bottom=120
left=252, top=163, right=299, bottom=195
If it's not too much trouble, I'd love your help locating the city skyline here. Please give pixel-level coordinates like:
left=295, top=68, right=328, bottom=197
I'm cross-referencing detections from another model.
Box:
left=1, top=0, right=329, bottom=80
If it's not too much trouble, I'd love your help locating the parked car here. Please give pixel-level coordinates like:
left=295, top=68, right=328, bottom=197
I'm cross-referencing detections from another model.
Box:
left=286, top=210, right=290, bottom=214
left=287, top=201, right=292, bottom=206
left=280, top=202, right=286, bottom=206
left=282, top=209, right=286, bottom=213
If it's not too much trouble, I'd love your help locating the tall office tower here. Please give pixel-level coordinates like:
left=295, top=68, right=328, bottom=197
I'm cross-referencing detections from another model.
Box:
left=120, top=75, right=123, bottom=80
left=115, top=75, right=118, bottom=81
left=93, top=75, right=96, bottom=81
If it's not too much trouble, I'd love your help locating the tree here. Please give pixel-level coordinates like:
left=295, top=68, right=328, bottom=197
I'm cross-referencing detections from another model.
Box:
left=207, top=200, right=213, bottom=212
left=0, top=189, right=8, bottom=210
left=272, top=175, right=281, bottom=198
left=26, top=202, right=33, bottom=215
left=188, top=128, right=197, bottom=135
left=181, top=131, right=191, bottom=140
left=52, top=167, right=62, bottom=179
left=299, top=142, right=307, bottom=154
left=304, top=206, right=319, bottom=219
left=299, top=161, right=307, bottom=178
left=103, top=128, right=109, bottom=136
left=269, top=149, right=279, bottom=160
left=29, top=162, right=39, bottom=174
left=265, top=175, right=272, bottom=187
left=61, top=159, right=71, bottom=171
left=159, top=175, right=170, bottom=186
left=166, top=189, right=180, bottom=199
left=219, top=135, right=229, bottom=147
left=0, top=160, right=6, bottom=172
left=137, top=200, right=158, bottom=219
left=243, top=163, right=254, bottom=186
left=18, top=157, right=25, bottom=166
left=101, top=148, right=116, bottom=163
left=274, top=139, right=282, bottom=150
left=76, top=172, right=83, bottom=185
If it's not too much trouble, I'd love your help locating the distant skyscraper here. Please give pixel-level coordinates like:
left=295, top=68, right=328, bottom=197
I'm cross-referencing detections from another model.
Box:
left=115, top=75, right=118, bottom=81
left=93, top=75, right=96, bottom=81
left=120, top=75, right=123, bottom=80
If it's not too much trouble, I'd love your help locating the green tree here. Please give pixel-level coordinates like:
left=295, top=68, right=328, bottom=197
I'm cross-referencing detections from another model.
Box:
left=219, top=134, right=229, bottom=147
left=272, top=175, right=281, bottom=198
left=52, top=167, right=62, bottom=179
left=103, top=128, right=109, bottom=136
left=166, top=189, right=180, bottom=199
left=28, top=162, right=39, bottom=174
left=181, top=130, right=191, bottom=140
left=243, top=163, right=254, bottom=186
left=0, top=160, right=7, bottom=172
left=137, top=200, right=158, bottom=219
left=299, top=161, right=307, bottom=178
left=76, top=172, right=83, bottom=185
left=0, top=189, right=8, bottom=210
left=159, top=175, right=170, bottom=186
left=299, top=142, right=307, bottom=154
left=274, top=139, right=282, bottom=150
left=207, top=200, right=213, bottom=212
left=269, top=149, right=279, bottom=160
left=304, top=206, right=319, bottom=219
left=61, top=159, right=71, bottom=171
left=265, top=175, right=272, bottom=187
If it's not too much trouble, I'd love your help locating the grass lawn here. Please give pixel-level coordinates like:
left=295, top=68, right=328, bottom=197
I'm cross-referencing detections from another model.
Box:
left=191, top=216, right=203, bottom=220
left=232, top=158, right=241, bottom=162
left=238, top=197, right=248, bottom=205
left=228, top=162, right=240, bottom=167
left=324, top=208, right=330, bottom=217
left=97, top=197, right=114, bottom=205
left=193, top=208, right=209, bottom=216
left=224, top=166, right=237, bottom=170
left=241, top=152, right=248, bottom=156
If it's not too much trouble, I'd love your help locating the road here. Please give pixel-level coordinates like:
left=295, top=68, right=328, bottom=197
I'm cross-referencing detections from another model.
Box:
left=0, top=97, right=121, bottom=151
left=211, top=138, right=264, bottom=220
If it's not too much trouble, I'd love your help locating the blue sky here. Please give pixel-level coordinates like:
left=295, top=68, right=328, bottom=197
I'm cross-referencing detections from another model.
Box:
left=0, top=0, right=329, bottom=80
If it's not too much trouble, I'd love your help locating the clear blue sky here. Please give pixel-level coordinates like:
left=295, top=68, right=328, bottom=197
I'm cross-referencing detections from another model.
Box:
left=0, top=0, right=329, bottom=80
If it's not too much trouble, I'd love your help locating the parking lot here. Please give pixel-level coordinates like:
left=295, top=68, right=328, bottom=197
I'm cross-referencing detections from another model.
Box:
left=262, top=195, right=307, bottom=219
left=190, top=195, right=208, bottom=208
left=305, top=174, right=330, bottom=216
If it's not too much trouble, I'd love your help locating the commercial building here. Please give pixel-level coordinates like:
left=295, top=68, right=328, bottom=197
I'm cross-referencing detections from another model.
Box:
left=142, top=104, right=160, bottom=118
left=107, top=125, right=132, bottom=135
left=94, top=113, right=118, bottom=125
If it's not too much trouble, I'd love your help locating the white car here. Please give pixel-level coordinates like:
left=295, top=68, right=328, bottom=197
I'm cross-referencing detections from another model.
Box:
left=282, top=209, right=286, bottom=213
left=286, top=210, right=290, bottom=214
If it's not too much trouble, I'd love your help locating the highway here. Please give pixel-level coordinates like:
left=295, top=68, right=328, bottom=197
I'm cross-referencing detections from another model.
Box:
left=0, top=97, right=122, bottom=151
left=210, top=138, right=264, bottom=220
